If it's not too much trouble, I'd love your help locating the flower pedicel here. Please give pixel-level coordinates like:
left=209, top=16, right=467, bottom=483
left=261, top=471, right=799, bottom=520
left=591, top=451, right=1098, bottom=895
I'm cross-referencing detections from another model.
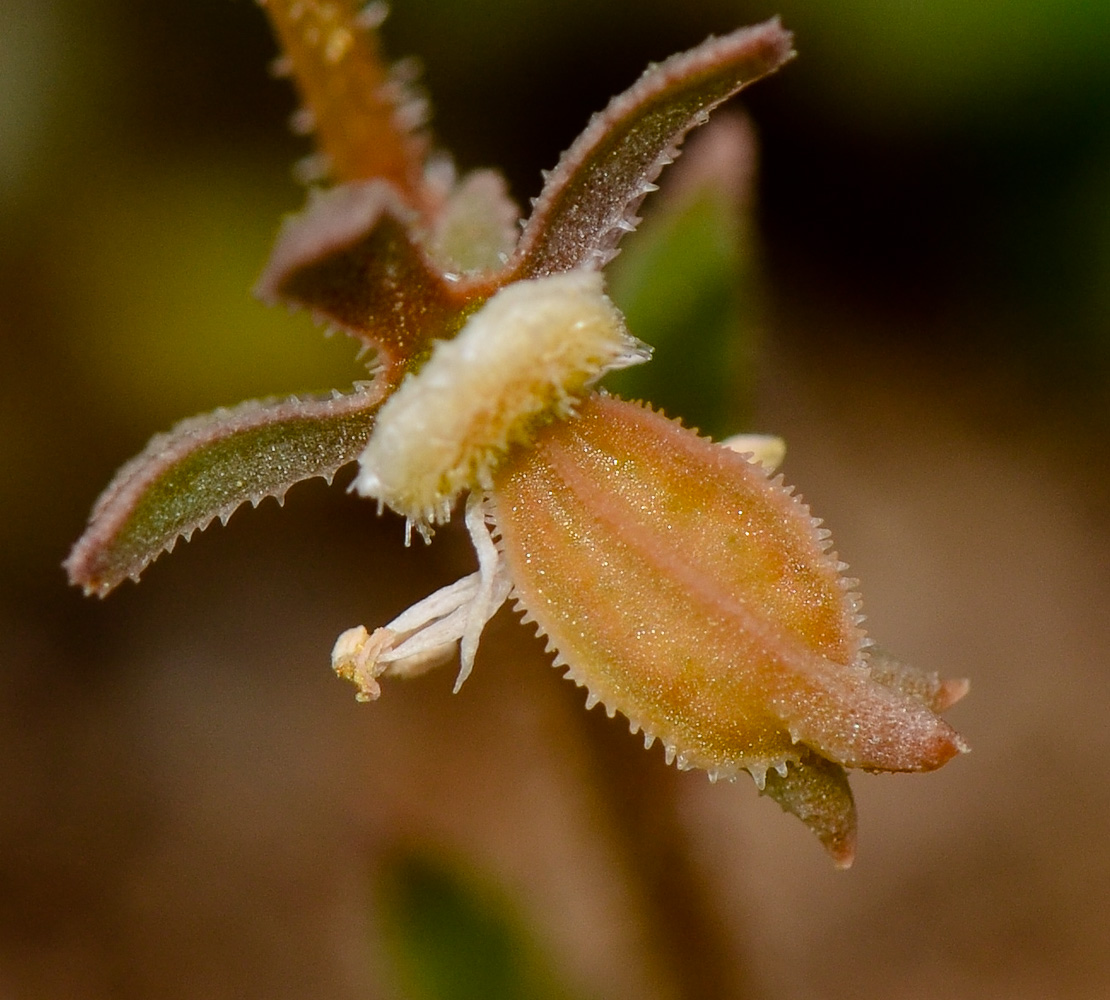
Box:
left=65, top=4, right=967, bottom=867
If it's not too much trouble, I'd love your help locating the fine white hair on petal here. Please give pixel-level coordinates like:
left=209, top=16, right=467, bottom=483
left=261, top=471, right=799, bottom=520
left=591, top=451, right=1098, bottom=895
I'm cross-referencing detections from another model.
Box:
left=353, top=270, right=650, bottom=525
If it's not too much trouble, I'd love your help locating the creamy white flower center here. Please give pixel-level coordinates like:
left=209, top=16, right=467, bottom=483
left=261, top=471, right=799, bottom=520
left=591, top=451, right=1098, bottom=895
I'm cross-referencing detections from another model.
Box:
left=352, top=270, right=648, bottom=534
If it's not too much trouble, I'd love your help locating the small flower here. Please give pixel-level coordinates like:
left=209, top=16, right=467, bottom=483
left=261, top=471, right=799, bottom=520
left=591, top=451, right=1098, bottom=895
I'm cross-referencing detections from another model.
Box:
left=65, top=4, right=967, bottom=866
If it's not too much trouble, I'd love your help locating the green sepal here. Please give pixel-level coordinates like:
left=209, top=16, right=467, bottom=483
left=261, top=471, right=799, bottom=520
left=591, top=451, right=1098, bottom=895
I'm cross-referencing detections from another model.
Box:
left=509, top=20, right=793, bottom=278
left=65, top=385, right=386, bottom=595
left=760, top=750, right=858, bottom=869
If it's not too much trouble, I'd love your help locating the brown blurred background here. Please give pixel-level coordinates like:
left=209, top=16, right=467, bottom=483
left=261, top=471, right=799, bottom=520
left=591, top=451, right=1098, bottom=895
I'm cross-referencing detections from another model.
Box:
left=2, top=0, right=1109, bottom=997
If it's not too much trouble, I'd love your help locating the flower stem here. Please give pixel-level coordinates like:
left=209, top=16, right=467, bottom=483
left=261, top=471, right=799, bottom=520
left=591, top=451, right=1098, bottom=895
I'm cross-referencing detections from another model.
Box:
left=260, top=0, right=427, bottom=193
left=570, top=694, right=763, bottom=1000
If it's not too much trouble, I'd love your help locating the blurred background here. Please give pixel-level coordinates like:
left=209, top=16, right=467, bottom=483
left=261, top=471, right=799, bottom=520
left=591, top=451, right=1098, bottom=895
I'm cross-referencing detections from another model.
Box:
left=2, top=0, right=1109, bottom=997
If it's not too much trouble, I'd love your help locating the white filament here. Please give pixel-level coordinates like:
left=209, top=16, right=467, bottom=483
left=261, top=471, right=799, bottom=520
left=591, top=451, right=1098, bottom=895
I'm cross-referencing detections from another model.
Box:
left=331, top=495, right=511, bottom=700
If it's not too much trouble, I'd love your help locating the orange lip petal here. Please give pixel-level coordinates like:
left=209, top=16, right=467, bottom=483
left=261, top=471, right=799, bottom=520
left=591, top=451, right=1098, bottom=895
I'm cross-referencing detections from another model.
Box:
left=491, top=394, right=965, bottom=776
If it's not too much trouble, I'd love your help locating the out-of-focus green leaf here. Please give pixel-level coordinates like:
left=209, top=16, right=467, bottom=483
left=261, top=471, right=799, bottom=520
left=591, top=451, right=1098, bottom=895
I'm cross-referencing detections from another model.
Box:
left=605, top=184, right=757, bottom=438
left=773, top=0, right=1110, bottom=130
left=377, top=853, right=584, bottom=1000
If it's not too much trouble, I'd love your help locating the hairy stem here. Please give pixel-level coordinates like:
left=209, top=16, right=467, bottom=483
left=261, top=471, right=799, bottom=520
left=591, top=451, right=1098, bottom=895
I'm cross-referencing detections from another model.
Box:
left=260, top=0, right=427, bottom=194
